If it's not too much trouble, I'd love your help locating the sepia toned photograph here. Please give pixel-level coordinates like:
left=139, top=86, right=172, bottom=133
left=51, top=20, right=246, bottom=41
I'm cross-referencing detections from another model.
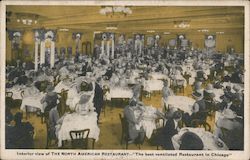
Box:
left=1, top=1, right=249, bottom=160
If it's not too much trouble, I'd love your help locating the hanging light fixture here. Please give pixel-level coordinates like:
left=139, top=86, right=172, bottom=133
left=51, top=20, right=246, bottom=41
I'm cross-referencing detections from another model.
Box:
left=100, top=6, right=132, bottom=17
left=106, top=24, right=118, bottom=30
left=174, top=20, right=191, bottom=28
left=15, top=12, right=39, bottom=26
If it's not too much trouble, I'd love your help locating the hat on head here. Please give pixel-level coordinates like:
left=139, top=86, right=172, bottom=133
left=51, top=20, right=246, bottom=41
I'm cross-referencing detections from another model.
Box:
left=222, top=109, right=237, bottom=119
left=129, top=98, right=137, bottom=106
left=26, top=79, right=33, bottom=87
left=78, top=95, right=91, bottom=105
left=180, top=132, right=204, bottom=150
left=205, top=84, right=214, bottom=93
left=194, top=81, right=202, bottom=90
left=221, top=92, right=234, bottom=102
left=225, top=86, right=231, bottom=91
left=46, top=85, right=55, bottom=92
left=172, top=111, right=182, bottom=120
left=163, top=80, right=169, bottom=86
left=233, top=85, right=241, bottom=92
left=192, top=91, right=203, bottom=99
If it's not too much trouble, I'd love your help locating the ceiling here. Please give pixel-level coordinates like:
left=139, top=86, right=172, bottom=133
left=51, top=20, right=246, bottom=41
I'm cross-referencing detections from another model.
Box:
left=6, top=6, right=245, bottom=35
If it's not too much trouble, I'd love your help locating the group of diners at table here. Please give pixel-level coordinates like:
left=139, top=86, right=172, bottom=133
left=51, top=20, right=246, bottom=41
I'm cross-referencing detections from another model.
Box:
left=5, top=46, right=244, bottom=150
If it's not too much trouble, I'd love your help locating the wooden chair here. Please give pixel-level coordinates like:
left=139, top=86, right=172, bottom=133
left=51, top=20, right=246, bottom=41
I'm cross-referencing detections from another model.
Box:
left=119, top=113, right=129, bottom=148
left=6, top=91, right=14, bottom=108
left=119, top=113, right=143, bottom=149
left=155, top=117, right=165, bottom=129
left=191, top=111, right=211, bottom=132
left=69, top=129, right=90, bottom=149
left=45, top=118, right=57, bottom=148
left=21, top=90, right=25, bottom=98
left=154, top=117, right=165, bottom=150
left=173, top=79, right=185, bottom=95
left=21, top=91, right=31, bottom=119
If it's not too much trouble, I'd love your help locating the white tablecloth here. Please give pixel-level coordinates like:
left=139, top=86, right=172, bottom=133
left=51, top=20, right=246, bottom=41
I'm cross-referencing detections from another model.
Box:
left=166, top=96, right=195, bottom=115
left=20, top=93, right=45, bottom=112
left=106, top=87, right=133, bottom=100
left=56, top=112, right=100, bottom=147
left=141, top=106, right=158, bottom=138
left=54, top=81, right=74, bottom=93
left=149, top=72, right=169, bottom=80
left=213, top=89, right=225, bottom=103
left=67, top=91, right=94, bottom=111
left=143, top=80, right=164, bottom=92
left=172, top=127, right=228, bottom=150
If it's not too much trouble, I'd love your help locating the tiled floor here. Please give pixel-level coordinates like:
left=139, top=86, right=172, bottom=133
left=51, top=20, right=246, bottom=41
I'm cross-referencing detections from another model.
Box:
left=9, top=84, right=217, bottom=150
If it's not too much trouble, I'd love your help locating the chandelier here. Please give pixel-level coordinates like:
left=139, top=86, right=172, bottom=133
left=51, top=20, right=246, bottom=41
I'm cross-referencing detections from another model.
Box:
left=174, top=20, right=190, bottom=28
left=15, top=13, right=39, bottom=25
left=106, top=24, right=118, bottom=30
left=100, top=6, right=132, bottom=17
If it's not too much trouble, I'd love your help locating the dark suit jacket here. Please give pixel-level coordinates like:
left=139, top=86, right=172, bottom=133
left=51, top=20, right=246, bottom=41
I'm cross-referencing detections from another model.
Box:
left=156, top=118, right=178, bottom=150
left=93, top=83, right=104, bottom=114
left=103, top=69, right=113, bottom=80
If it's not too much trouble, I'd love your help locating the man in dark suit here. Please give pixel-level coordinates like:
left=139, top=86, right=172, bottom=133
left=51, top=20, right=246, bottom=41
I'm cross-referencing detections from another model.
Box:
left=157, top=111, right=182, bottom=150
left=12, top=112, right=34, bottom=149
left=93, top=78, right=104, bottom=122
left=103, top=66, right=113, bottom=80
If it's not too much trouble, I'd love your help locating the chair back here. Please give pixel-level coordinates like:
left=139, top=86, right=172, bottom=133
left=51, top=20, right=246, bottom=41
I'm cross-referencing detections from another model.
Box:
left=176, top=79, right=184, bottom=86
left=21, top=90, right=25, bottom=98
left=69, top=129, right=90, bottom=149
left=119, top=113, right=129, bottom=138
left=6, top=91, right=13, bottom=98
left=155, top=117, right=165, bottom=129
left=6, top=91, right=14, bottom=108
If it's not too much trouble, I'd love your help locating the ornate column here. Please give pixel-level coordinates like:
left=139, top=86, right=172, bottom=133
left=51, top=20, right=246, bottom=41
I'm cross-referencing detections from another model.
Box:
left=40, top=40, right=45, bottom=65
left=34, top=30, right=41, bottom=71
left=73, top=32, right=82, bottom=55
left=101, top=40, right=105, bottom=55
left=7, top=31, right=22, bottom=61
left=50, top=41, right=55, bottom=68
left=106, top=40, right=110, bottom=58
left=110, top=33, right=115, bottom=59
left=155, top=35, right=160, bottom=48
left=139, top=40, right=142, bottom=55
left=101, top=33, right=107, bottom=56
left=34, top=41, right=39, bottom=71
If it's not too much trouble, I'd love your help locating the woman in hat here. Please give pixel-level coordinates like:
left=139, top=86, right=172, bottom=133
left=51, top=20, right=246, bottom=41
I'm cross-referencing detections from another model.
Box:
left=182, top=91, right=205, bottom=127
left=23, top=78, right=40, bottom=97
left=75, top=95, right=95, bottom=115
left=162, top=80, right=174, bottom=109
left=124, top=99, right=145, bottom=144
left=41, top=84, right=58, bottom=114
left=214, top=109, right=243, bottom=150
